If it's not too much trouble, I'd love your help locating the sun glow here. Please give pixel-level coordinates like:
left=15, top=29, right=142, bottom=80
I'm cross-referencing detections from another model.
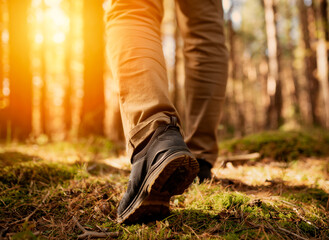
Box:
left=53, top=32, right=65, bottom=43
left=32, top=0, right=69, bottom=44
left=48, top=8, right=69, bottom=28
left=35, top=33, right=43, bottom=44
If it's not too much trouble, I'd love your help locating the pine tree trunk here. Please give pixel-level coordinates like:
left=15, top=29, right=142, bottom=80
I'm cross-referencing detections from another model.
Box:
left=64, top=0, right=74, bottom=138
left=228, top=11, right=245, bottom=136
left=8, top=0, right=32, bottom=140
left=298, top=0, right=321, bottom=126
left=0, top=0, right=5, bottom=139
left=285, top=1, right=300, bottom=121
left=40, top=0, right=49, bottom=136
left=263, top=0, right=283, bottom=129
left=79, top=0, right=105, bottom=137
left=319, top=0, right=328, bottom=64
left=314, top=0, right=329, bottom=127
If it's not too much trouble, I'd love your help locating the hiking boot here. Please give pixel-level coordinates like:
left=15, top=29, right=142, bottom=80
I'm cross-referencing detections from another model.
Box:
left=197, top=158, right=212, bottom=183
left=117, top=117, right=199, bottom=224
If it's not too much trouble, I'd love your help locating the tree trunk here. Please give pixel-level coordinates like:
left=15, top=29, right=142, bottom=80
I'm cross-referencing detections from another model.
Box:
left=8, top=0, right=32, bottom=140
left=64, top=0, right=74, bottom=138
left=314, top=0, right=329, bottom=128
left=319, top=0, right=328, bottom=63
left=40, top=0, right=49, bottom=136
left=263, top=0, right=283, bottom=129
left=285, top=0, right=300, bottom=121
left=298, top=0, right=321, bottom=126
left=79, top=0, right=105, bottom=137
left=0, top=0, right=5, bottom=139
left=228, top=8, right=245, bottom=136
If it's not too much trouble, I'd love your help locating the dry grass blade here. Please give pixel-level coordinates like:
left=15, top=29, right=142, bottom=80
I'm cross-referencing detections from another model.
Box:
left=275, top=225, right=309, bottom=240
left=183, top=223, right=200, bottom=239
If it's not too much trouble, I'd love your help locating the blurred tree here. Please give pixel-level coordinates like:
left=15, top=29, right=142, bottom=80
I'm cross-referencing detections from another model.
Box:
left=0, top=0, right=5, bottom=139
left=40, top=0, right=49, bottom=136
left=319, top=0, right=328, bottom=61
left=298, top=0, right=321, bottom=126
left=263, top=0, right=283, bottom=129
left=228, top=5, right=246, bottom=136
left=63, top=0, right=74, bottom=138
left=79, top=0, right=105, bottom=137
left=314, top=0, right=329, bottom=128
left=8, top=0, right=32, bottom=140
left=283, top=0, right=301, bottom=121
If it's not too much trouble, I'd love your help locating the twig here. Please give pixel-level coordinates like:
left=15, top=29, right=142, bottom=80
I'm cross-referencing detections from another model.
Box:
left=0, top=186, right=20, bottom=195
left=217, top=152, right=260, bottom=163
left=73, top=216, right=119, bottom=239
left=280, top=200, right=320, bottom=228
left=262, top=225, right=270, bottom=240
left=275, top=225, right=309, bottom=240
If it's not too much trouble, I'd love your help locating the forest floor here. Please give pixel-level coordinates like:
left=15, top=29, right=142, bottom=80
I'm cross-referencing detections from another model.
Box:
left=0, top=132, right=329, bottom=239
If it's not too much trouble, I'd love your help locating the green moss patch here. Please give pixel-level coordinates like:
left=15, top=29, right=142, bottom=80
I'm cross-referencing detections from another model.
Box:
left=219, top=130, right=329, bottom=161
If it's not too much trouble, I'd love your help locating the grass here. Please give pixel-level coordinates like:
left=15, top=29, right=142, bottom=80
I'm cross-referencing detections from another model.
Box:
left=0, top=136, right=329, bottom=239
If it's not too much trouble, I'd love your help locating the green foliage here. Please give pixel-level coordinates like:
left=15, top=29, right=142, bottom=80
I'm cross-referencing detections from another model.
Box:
left=219, top=130, right=329, bottom=161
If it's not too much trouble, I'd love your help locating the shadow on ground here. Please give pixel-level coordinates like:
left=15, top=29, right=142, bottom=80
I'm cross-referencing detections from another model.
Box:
left=0, top=151, right=42, bottom=168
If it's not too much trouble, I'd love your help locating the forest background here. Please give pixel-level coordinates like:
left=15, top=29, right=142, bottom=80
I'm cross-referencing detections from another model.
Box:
left=0, top=0, right=329, bottom=239
left=0, top=0, right=328, bottom=142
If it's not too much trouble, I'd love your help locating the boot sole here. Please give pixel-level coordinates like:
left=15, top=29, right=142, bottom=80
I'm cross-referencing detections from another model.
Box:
left=117, top=152, right=199, bottom=224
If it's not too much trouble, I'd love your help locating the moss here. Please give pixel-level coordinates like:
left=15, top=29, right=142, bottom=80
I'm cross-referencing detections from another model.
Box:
left=220, top=193, right=250, bottom=209
left=298, top=221, right=317, bottom=236
left=0, top=151, right=42, bottom=168
left=188, top=187, right=250, bottom=212
left=0, top=161, right=86, bottom=187
left=282, top=188, right=329, bottom=208
left=219, top=130, right=329, bottom=161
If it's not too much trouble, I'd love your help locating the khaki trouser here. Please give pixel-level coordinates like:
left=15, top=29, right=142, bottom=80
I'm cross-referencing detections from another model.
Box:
left=106, top=0, right=228, bottom=165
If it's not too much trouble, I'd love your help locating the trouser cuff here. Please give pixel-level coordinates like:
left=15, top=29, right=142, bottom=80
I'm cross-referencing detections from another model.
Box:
left=127, top=113, right=183, bottom=161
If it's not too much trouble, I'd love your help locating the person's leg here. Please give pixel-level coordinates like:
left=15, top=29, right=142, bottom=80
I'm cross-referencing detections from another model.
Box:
left=175, top=0, right=228, bottom=174
left=106, top=0, right=199, bottom=223
left=106, top=0, right=179, bottom=159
